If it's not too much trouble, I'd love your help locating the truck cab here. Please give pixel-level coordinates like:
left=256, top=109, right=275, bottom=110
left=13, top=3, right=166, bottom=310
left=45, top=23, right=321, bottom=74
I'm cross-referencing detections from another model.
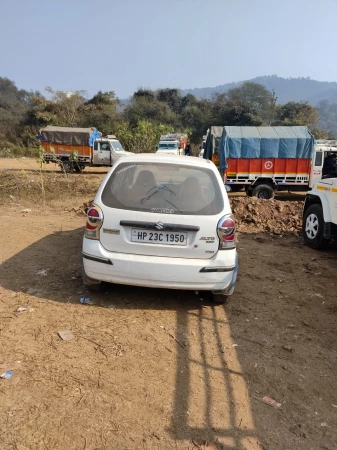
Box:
left=92, top=136, right=132, bottom=165
left=156, top=140, right=182, bottom=155
left=156, top=133, right=188, bottom=156
left=309, top=140, right=337, bottom=187
left=302, top=175, right=337, bottom=248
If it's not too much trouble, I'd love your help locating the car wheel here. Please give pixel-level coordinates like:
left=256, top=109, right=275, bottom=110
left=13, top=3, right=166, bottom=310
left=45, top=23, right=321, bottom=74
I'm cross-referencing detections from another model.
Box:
left=82, top=265, right=103, bottom=291
left=303, top=204, right=329, bottom=249
left=86, top=283, right=105, bottom=292
left=252, top=184, right=275, bottom=200
left=212, top=294, right=229, bottom=304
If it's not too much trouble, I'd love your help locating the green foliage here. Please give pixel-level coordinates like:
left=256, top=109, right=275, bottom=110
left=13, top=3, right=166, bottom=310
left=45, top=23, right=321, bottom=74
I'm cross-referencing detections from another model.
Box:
left=115, top=121, right=174, bottom=153
left=274, top=101, right=319, bottom=127
left=1, top=77, right=337, bottom=155
left=226, top=82, right=273, bottom=120
left=311, top=128, right=336, bottom=140
left=44, top=87, right=87, bottom=126
left=125, top=92, right=178, bottom=128
left=209, top=82, right=277, bottom=127
left=317, top=100, right=337, bottom=137
left=0, top=142, right=38, bottom=158
left=69, top=150, right=79, bottom=162
left=157, top=89, right=182, bottom=114
left=0, top=147, right=14, bottom=158
left=79, top=91, right=120, bottom=134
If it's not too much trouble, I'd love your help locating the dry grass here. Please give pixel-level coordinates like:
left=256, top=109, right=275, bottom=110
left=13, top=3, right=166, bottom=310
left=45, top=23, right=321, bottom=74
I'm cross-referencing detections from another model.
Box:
left=0, top=170, right=102, bottom=204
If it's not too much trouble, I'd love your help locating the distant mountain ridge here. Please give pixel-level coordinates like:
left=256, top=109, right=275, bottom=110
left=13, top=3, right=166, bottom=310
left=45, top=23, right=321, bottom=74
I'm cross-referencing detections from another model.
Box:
left=181, top=75, right=337, bottom=105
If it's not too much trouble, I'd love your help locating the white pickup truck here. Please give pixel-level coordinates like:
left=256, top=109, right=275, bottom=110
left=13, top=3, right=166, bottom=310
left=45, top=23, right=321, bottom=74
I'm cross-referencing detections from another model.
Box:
left=302, top=177, right=337, bottom=248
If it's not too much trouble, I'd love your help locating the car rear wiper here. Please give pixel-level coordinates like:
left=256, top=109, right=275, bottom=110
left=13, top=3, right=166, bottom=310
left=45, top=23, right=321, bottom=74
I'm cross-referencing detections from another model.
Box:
left=141, top=184, right=176, bottom=204
left=146, top=184, right=176, bottom=196
left=164, top=199, right=182, bottom=214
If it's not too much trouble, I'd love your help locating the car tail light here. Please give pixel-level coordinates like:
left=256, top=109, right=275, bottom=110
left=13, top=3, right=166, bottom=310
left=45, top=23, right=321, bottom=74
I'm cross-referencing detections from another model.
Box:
left=217, top=214, right=236, bottom=249
left=85, top=205, right=103, bottom=240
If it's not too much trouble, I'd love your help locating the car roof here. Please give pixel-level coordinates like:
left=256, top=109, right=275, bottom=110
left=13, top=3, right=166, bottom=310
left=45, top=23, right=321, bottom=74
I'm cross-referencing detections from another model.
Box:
left=116, top=153, right=212, bottom=167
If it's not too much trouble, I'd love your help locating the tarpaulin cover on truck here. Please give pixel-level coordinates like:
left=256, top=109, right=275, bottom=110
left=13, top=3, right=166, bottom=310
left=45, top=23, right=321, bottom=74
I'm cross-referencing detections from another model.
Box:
left=217, top=126, right=314, bottom=172
left=39, top=126, right=96, bottom=146
left=203, top=126, right=223, bottom=161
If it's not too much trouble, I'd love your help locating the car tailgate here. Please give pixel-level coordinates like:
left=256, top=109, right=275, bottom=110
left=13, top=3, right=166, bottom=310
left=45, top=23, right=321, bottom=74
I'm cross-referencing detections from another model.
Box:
left=99, top=209, right=222, bottom=259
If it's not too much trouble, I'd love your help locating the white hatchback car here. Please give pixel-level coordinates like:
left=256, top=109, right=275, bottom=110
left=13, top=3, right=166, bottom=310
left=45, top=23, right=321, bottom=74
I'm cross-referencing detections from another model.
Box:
left=82, top=154, right=238, bottom=303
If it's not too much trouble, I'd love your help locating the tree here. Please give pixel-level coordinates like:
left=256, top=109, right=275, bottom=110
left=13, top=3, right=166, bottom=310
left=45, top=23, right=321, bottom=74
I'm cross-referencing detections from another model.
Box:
left=125, top=90, right=178, bottom=128
left=181, top=98, right=212, bottom=143
left=80, top=91, right=120, bottom=135
left=317, top=100, right=337, bottom=137
left=115, top=120, right=174, bottom=153
left=44, top=87, right=87, bottom=126
left=181, top=93, right=199, bottom=109
left=0, top=77, right=41, bottom=148
left=226, top=81, right=274, bottom=123
left=221, top=101, right=264, bottom=126
left=156, top=88, right=182, bottom=114
left=133, top=88, right=156, bottom=101
left=24, top=93, right=58, bottom=128
left=274, top=101, right=319, bottom=128
left=311, top=128, right=336, bottom=140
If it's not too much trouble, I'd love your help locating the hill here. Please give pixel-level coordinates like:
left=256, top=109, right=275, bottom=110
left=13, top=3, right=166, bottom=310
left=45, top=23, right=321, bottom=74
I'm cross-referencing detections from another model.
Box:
left=181, top=75, right=337, bottom=105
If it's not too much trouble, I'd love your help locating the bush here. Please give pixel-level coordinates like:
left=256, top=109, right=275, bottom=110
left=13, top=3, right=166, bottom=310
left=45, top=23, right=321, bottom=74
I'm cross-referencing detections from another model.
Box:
left=0, top=144, right=40, bottom=158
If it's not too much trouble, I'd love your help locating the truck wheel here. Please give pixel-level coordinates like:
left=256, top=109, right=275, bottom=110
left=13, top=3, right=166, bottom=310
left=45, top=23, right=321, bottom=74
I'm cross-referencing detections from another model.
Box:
left=75, top=164, right=85, bottom=173
left=303, top=204, right=329, bottom=249
left=61, top=161, right=73, bottom=174
left=245, top=186, right=253, bottom=197
left=252, top=184, right=274, bottom=200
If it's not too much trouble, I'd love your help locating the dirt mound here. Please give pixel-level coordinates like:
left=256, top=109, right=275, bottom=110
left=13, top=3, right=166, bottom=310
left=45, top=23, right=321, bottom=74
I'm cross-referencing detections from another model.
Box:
left=230, top=197, right=303, bottom=234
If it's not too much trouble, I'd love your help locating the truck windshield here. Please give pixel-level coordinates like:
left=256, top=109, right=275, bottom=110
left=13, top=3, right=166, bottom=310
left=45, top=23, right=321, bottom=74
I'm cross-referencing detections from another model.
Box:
left=158, top=143, right=178, bottom=150
left=111, top=140, right=124, bottom=152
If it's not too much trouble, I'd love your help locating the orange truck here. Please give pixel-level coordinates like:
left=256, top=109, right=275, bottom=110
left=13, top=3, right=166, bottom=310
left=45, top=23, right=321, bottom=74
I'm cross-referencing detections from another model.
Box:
left=204, top=126, right=335, bottom=199
left=39, top=126, right=132, bottom=172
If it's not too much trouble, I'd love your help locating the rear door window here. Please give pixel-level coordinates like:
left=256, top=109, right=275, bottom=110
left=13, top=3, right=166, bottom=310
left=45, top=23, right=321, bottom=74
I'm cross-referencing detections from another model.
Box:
left=101, top=162, right=224, bottom=215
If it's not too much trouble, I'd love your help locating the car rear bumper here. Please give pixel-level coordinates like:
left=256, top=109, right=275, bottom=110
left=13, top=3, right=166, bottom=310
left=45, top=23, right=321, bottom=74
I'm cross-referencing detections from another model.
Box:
left=82, top=238, right=238, bottom=293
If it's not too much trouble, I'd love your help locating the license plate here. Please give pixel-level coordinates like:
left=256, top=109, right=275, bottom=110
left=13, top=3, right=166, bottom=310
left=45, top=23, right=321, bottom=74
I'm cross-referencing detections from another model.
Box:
left=131, top=229, right=187, bottom=245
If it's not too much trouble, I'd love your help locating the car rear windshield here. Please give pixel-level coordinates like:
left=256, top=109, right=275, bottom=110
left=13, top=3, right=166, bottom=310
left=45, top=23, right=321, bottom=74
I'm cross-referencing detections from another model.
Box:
left=101, top=162, right=224, bottom=215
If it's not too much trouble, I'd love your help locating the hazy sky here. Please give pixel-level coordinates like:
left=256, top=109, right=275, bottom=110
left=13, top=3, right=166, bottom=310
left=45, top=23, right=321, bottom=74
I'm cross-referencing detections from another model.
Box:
left=1, top=0, right=336, bottom=98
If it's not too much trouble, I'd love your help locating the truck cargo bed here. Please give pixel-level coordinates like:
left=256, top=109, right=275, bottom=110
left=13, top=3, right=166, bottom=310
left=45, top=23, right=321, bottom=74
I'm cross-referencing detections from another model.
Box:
left=41, top=141, right=92, bottom=161
left=226, top=158, right=311, bottom=183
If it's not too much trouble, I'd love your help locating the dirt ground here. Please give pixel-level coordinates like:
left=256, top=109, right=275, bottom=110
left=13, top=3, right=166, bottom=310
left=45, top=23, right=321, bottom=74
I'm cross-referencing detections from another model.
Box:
left=0, top=159, right=337, bottom=450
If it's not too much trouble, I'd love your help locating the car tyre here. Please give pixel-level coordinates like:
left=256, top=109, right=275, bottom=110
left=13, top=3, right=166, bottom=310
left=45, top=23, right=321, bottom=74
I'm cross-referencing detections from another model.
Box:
left=82, top=264, right=103, bottom=291
left=212, top=294, right=229, bottom=304
left=303, top=204, right=329, bottom=249
left=252, top=184, right=274, bottom=200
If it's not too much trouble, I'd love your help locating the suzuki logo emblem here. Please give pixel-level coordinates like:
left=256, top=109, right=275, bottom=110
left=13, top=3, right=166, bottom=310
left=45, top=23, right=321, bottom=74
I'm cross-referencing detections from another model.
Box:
left=155, top=221, right=164, bottom=230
